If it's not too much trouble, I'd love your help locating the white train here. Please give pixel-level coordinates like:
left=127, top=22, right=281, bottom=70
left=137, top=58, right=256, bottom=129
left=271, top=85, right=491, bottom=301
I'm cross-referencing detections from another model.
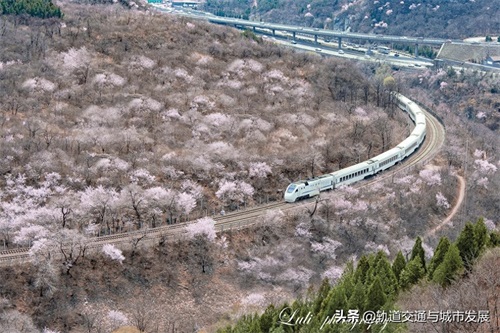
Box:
left=284, top=93, right=426, bottom=202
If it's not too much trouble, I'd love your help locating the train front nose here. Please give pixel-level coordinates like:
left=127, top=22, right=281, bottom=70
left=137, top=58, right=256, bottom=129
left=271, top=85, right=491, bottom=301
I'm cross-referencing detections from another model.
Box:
left=284, top=184, right=297, bottom=202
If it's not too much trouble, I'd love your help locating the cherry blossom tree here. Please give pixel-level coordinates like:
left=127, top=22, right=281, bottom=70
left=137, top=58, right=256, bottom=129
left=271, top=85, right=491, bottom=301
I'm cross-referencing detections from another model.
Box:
left=54, top=229, right=88, bottom=275
left=185, top=217, right=216, bottom=241
left=248, top=162, right=272, bottom=179
left=107, top=310, right=129, bottom=331
left=79, top=186, right=119, bottom=234
left=144, top=186, right=196, bottom=225
left=216, top=179, right=254, bottom=209
left=436, top=192, right=451, bottom=210
left=102, top=244, right=125, bottom=264
left=419, top=168, right=442, bottom=186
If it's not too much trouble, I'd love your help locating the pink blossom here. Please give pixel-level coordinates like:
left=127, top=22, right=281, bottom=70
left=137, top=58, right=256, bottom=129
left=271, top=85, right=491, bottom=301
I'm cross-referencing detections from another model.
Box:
left=43, top=328, right=60, bottom=333
left=181, top=180, right=203, bottom=200
left=216, top=180, right=254, bottom=203
left=108, top=310, right=128, bottom=326
left=474, top=159, right=497, bottom=174
left=185, top=217, right=216, bottom=241
left=249, top=162, right=272, bottom=178
left=321, top=265, right=344, bottom=283
left=241, top=293, right=266, bottom=307
left=59, top=47, right=90, bottom=71
left=473, top=149, right=485, bottom=158
left=436, top=192, right=450, bottom=209
left=177, top=192, right=196, bottom=215
left=130, top=168, right=156, bottom=185
left=476, top=177, right=489, bottom=188
left=277, top=266, right=314, bottom=285
left=419, top=169, right=442, bottom=186
left=102, top=244, right=125, bottom=264
left=310, top=237, right=342, bottom=259
left=364, top=242, right=390, bottom=255
left=295, top=222, right=312, bottom=238
left=484, top=219, right=496, bottom=231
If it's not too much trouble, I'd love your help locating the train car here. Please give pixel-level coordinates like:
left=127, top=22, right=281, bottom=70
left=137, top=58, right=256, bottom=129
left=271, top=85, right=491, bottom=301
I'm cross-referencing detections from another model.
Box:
left=368, top=147, right=403, bottom=172
left=283, top=93, right=427, bottom=202
left=284, top=174, right=335, bottom=202
left=331, top=160, right=375, bottom=187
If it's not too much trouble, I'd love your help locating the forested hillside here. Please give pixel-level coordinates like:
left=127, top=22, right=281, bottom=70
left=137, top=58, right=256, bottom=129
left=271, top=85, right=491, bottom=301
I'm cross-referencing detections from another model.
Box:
left=202, top=0, right=500, bottom=38
left=0, top=1, right=499, bottom=332
left=217, top=219, right=500, bottom=333
left=0, top=0, right=62, bottom=18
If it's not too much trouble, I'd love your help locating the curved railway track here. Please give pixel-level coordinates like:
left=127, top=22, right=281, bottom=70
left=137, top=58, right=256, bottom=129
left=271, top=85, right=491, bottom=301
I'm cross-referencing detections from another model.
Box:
left=0, top=100, right=445, bottom=266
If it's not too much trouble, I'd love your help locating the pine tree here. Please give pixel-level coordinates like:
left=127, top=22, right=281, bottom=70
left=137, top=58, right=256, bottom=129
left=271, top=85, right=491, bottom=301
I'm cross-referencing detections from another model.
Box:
left=320, top=285, right=348, bottom=320
left=399, top=257, right=425, bottom=290
left=365, top=276, right=386, bottom=312
left=260, top=305, right=277, bottom=333
left=456, top=222, right=478, bottom=272
left=427, top=236, right=451, bottom=280
left=473, top=218, right=489, bottom=253
left=392, top=251, right=406, bottom=282
left=432, top=244, right=464, bottom=287
left=313, top=279, right=331, bottom=314
left=354, top=255, right=371, bottom=285
left=490, top=231, right=500, bottom=247
left=373, top=255, right=399, bottom=297
left=365, top=251, right=387, bottom=287
left=347, top=280, right=366, bottom=313
left=410, top=236, right=427, bottom=273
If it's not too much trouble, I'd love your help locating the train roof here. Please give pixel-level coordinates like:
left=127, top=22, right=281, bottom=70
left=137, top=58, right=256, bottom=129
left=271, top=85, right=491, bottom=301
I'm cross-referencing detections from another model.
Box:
left=331, top=161, right=373, bottom=178
left=369, top=147, right=402, bottom=163
left=290, top=174, right=334, bottom=185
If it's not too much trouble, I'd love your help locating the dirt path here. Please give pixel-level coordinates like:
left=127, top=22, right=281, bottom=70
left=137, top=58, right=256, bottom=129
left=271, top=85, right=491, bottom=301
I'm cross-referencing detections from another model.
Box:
left=426, top=174, right=465, bottom=237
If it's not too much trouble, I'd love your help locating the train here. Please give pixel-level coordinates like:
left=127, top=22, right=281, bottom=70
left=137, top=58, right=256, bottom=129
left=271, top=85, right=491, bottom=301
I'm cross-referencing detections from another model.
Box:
left=284, top=93, right=426, bottom=202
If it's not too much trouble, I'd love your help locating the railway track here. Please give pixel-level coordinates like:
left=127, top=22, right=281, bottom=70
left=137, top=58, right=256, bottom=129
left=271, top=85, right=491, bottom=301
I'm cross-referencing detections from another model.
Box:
left=0, top=100, right=445, bottom=266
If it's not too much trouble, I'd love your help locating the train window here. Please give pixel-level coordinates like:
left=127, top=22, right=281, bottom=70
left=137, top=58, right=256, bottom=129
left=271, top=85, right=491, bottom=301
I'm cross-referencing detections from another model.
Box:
left=287, top=184, right=297, bottom=193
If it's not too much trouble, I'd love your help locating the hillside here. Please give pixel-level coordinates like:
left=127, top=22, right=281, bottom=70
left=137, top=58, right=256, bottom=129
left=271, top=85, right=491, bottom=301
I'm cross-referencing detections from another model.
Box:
left=0, top=1, right=499, bottom=333
left=0, top=2, right=414, bottom=332
left=202, top=0, right=500, bottom=39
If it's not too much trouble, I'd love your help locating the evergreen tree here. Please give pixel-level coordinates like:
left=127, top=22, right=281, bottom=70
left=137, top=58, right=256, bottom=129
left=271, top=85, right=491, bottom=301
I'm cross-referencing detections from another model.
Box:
left=410, top=236, right=427, bottom=273
left=490, top=231, right=500, bottom=247
left=313, top=279, right=331, bottom=314
left=432, top=244, right=464, bottom=287
left=347, top=280, right=366, bottom=313
left=319, top=284, right=348, bottom=321
left=354, top=255, right=370, bottom=285
left=473, top=218, right=489, bottom=253
left=427, top=236, right=450, bottom=280
left=373, top=254, right=399, bottom=297
left=0, top=0, right=62, bottom=18
left=399, top=257, right=425, bottom=290
left=456, top=222, right=478, bottom=271
left=260, top=305, right=278, bottom=333
left=392, top=251, right=406, bottom=282
left=365, top=276, right=386, bottom=312
left=365, top=251, right=386, bottom=286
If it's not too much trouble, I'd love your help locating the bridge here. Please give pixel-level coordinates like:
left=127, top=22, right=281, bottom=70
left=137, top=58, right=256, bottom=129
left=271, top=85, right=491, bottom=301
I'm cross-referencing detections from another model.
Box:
left=206, top=16, right=449, bottom=57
